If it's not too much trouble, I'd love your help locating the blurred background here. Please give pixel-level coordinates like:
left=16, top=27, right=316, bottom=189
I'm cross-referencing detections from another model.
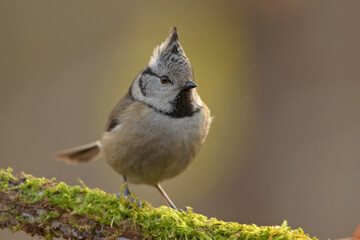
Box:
left=1, top=1, right=359, bottom=239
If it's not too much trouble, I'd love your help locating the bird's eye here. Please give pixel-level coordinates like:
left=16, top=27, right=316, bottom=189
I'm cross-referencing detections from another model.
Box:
left=160, top=76, right=170, bottom=84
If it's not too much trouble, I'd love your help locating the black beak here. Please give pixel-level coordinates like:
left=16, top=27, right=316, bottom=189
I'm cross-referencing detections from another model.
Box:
left=182, top=81, right=197, bottom=91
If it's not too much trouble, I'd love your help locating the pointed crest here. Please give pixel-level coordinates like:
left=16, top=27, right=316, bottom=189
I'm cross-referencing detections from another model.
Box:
left=168, top=27, right=178, bottom=43
left=150, top=27, right=186, bottom=66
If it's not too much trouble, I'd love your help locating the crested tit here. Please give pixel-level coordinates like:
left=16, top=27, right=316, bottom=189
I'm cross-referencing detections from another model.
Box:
left=54, top=27, right=212, bottom=210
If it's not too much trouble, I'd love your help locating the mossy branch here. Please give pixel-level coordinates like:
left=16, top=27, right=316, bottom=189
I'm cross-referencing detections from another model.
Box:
left=0, top=168, right=315, bottom=240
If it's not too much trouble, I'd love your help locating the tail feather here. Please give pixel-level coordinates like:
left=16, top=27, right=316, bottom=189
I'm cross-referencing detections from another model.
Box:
left=53, top=141, right=101, bottom=163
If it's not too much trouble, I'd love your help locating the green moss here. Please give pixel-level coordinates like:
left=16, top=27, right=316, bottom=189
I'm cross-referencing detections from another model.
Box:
left=0, top=168, right=16, bottom=191
left=68, top=220, right=87, bottom=232
left=44, top=227, right=53, bottom=240
left=9, top=223, right=22, bottom=233
left=44, top=211, right=60, bottom=221
left=15, top=215, right=25, bottom=222
left=19, top=175, right=48, bottom=204
left=0, top=168, right=316, bottom=240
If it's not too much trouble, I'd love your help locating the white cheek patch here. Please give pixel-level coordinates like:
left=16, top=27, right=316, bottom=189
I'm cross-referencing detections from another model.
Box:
left=131, top=76, right=174, bottom=113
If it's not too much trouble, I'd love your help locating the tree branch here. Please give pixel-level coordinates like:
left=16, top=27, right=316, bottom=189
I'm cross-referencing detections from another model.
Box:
left=0, top=168, right=315, bottom=240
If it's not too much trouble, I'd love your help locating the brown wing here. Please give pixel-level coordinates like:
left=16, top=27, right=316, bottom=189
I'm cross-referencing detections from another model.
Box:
left=105, top=91, right=134, bottom=131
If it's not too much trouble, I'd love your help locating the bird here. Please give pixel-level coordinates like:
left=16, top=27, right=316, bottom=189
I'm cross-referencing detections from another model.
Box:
left=54, top=27, right=212, bottom=210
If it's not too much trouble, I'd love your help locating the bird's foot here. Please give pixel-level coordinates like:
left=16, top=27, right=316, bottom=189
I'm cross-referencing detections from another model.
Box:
left=116, top=191, right=142, bottom=208
left=178, top=206, right=190, bottom=213
left=167, top=205, right=190, bottom=212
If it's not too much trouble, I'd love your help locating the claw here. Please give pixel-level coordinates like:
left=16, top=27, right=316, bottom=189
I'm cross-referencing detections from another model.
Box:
left=116, top=176, right=142, bottom=207
left=175, top=206, right=189, bottom=213
left=116, top=192, right=142, bottom=207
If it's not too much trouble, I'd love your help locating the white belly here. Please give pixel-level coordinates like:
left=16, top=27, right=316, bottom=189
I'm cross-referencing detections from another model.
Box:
left=100, top=102, right=210, bottom=185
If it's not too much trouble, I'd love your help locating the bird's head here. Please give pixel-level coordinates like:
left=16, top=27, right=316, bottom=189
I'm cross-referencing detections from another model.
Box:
left=131, top=27, right=201, bottom=116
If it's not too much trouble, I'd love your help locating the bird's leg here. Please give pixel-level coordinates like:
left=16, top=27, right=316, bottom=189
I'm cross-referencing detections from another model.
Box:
left=116, top=176, right=141, bottom=207
left=122, top=175, right=131, bottom=197
left=155, top=184, right=178, bottom=210
left=116, top=175, right=131, bottom=197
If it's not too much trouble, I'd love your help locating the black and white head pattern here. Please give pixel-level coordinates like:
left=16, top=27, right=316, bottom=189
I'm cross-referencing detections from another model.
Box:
left=130, top=27, right=202, bottom=118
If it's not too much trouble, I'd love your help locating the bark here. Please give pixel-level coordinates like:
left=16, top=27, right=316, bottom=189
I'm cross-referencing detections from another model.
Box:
left=0, top=175, right=141, bottom=240
left=0, top=170, right=315, bottom=240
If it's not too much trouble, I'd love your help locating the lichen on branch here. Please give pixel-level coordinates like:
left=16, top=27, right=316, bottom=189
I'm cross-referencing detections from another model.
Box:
left=0, top=168, right=315, bottom=240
